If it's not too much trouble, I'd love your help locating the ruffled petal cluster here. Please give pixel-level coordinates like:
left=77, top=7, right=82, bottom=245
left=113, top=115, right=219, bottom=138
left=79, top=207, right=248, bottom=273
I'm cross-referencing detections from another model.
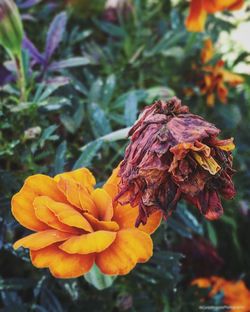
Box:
left=117, top=97, right=236, bottom=225
left=185, top=38, right=244, bottom=107
left=192, top=276, right=250, bottom=311
left=200, top=39, right=244, bottom=107
left=12, top=168, right=162, bottom=278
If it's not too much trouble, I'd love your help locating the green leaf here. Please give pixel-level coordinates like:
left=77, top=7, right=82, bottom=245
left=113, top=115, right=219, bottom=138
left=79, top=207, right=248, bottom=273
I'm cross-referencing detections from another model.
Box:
left=49, top=56, right=93, bottom=71
left=124, top=91, right=138, bottom=126
left=167, top=218, right=193, bottom=239
left=145, top=86, right=175, bottom=104
left=84, top=265, right=116, bottom=290
left=0, top=277, right=33, bottom=291
left=206, top=221, right=218, bottom=247
left=34, top=78, right=70, bottom=102
left=94, top=19, right=125, bottom=38
left=54, top=141, right=67, bottom=174
left=113, top=90, right=147, bottom=109
left=60, top=104, right=84, bottom=134
left=161, top=46, right=185, bottom=60
left=58, top=280, right=79, bottom=302
left=176, top=203, right=203, bottom=235
left=102, top=74, right=116, bottom=107
left=88, top=79, right=104, bottom=103
left=60, top=114, right=76, bottom=134
left=39, top=125, right=58, bottom=148
left=39, top=97, right=71, bottom=112
left=216, top=105, right=242, bottom=129
left=73, top=139, right=103, bottom=169
left=88, top=102, right=111, bottom=138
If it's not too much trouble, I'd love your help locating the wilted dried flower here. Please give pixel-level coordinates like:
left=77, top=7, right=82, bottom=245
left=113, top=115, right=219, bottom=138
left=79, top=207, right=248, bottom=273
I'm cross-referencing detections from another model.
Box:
left=116, top=97, right=236, bottom=226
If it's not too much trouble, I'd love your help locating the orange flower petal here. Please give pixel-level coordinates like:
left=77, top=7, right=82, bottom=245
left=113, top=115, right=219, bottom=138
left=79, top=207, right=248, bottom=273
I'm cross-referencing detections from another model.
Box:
left=192, top=278, right=212, bottom=288
left=11, top=174, right=65, bottom=232
left=113, top=204, right=162, bottom=234
left=13, top=230, right=72, bottom=250
left=96, top=229, right=153, bottom=275
left=227, top=0, right=244, bottom=10
left=84, top=213, right=120, bottom=232
left=103, top=166, right=120, bottom=187
left=217, top=82, right=228, bottom=103
left=207, top=93, right=215, bottom=107
left=102, top=183, right=118, bottom=201
left=30, top=244, right=94, bottom=278
left=222, top=70, right=244, bottom=86
left=78, top=192, right=99, bottom=217
left=185, top=0, right=207, bottom=32
left=40, top=196, right=93, bottom=232
left=59, top=231, right=117, bottom=254
left=201, top=38, right=214, bottom=64
left=33, top=197, right=79, bottom=234
left=203, top=0, right=220, bottom=13
left=213, top=0, right=244, bottom=10
left=139, top=210, right=163, bottom=234
left=25, top=174, right=65, bottom=201
left=56, top=177, right=83, bottom=209
left=55, top=168, right=96, bottom=193
left=11, top=184, right=48, bottom=232
left=56, top=177, right=99, bottom=216
left=91, top=189, right=113, bottom=221
left=104, top=166, right=120, bottom=185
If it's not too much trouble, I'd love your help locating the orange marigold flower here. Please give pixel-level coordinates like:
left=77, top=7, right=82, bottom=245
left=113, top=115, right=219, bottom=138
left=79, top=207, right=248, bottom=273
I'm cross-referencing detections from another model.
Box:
left=116, top=97, right=236, bottom=226
left=192, top=276, right=250, bottom=311
left=197, top=39, right=244, bottom=107
left=186, top=0, right=244, bottom=32
left=12, top=167, right=162, bottom=278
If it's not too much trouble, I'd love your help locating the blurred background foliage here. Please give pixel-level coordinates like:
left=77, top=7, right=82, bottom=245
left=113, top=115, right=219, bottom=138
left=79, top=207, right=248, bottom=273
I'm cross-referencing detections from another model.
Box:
left=0, top=0, right=250, bottom=311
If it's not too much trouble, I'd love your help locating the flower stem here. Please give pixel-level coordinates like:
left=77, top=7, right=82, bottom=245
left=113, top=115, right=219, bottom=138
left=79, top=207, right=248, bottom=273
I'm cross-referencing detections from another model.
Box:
left=15, top=51, right=27, bottom=102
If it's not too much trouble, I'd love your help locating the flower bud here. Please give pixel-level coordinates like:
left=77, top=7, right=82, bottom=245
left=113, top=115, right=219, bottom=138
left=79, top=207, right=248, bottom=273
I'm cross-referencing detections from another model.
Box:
left=0, top=0, right=24, bottom=56
left=117, top=97, right=236, bottom=226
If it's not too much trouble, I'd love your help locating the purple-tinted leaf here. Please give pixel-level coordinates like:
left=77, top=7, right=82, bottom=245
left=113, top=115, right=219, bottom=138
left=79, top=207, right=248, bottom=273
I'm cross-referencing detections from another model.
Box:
left=37, top=77, right=71, bottom=102
left=22, top=36, right=45, bottom=65
left=18, top=0, right=42, bottom=9
left=48, top=57, right=92, bottom=71
left=20, top=14, right=36, bottom=22
left=0, top=65, right=14, bottom=86
left=45, top=76, right=71, bottom=86
left=45, top=12, right=68, bottom=63
left=4, top=61, right=16, bottom=73
left=46, top=3, right=60, bottom=11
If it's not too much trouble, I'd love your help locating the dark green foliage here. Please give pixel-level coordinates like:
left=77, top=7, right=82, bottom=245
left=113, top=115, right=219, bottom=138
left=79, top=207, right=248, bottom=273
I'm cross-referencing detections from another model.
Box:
left=0, top=0, right=250, bottom=311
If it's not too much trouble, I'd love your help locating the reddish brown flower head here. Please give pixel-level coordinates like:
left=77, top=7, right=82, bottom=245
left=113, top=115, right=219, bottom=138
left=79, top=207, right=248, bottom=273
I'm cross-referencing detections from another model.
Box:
left=116, top=97, right=236, bottom=226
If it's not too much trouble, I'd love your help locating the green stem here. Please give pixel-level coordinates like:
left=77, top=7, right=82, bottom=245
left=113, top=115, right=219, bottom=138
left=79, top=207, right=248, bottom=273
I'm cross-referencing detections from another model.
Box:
left=79, top=127, right=131, bottom=152
left=15, top=51, right=27, bottom=102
